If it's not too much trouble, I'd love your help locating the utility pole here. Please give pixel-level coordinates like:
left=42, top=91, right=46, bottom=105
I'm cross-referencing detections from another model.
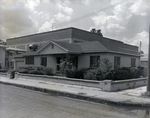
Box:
left=147, top=24, right=150, bottom=95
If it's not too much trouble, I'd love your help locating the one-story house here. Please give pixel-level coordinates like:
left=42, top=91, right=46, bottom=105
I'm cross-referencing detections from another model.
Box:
left=6, top=27, right=141, bottom=71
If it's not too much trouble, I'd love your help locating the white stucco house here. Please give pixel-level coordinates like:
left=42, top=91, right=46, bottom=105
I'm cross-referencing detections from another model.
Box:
left=6, top=27, right=141, bottom=71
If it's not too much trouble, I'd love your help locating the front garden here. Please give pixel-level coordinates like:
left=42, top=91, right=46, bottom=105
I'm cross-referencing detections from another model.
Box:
left=16, top=58, right=144, bottom=81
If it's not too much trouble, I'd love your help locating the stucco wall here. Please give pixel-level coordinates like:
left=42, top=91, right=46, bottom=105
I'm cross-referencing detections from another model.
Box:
left=15, top=57, right=25, bottom=70
left=0, top=47, right=5, bottom=67
left=47, top=56, right=56, bottom=71
left=106, top=53, right=140, bottom=69
left=78, top=53, right=140, bottom=69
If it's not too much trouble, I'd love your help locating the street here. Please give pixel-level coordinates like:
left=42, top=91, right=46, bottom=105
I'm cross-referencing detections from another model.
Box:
left=0, top=84, right=149, bottom=118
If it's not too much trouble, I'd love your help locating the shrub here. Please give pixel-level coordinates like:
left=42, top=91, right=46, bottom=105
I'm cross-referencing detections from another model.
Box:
left=42, top=67, right=54, bottom=76
left=66, top=68, right=87, bottom=79
left=28, top=70, right=42, bottom=75
left=0, top=69, right=7, bottom=73
left=18, top=66, right=34, bottom=74
left=106, top=67, right=142, bottom=81
left=84, top=71, right=96, bottom=80
left=18, top=69, right=29, bottom=74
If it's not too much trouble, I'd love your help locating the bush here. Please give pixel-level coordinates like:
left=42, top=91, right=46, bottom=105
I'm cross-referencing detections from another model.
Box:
left=66, top=68, right=87, bottom=79
left=18, top=69, right=29, bottom=74
left=18, top=66, right=34, bottom=74
left=0, top=69, right=7, bottom=73
left=42, top=67, right=54, bottom=76
left=84, top=71, right=96, bottom=80
left=28, top=70, right=42, bottom=75
left=106, top=67, right=142, bottom=80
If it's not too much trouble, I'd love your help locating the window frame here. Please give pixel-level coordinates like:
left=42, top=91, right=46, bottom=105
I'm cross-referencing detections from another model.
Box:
left=131, top=58, right=136, bottom=67
left=25, top=56, right=34, bottom=65
left=90, top=56, right=100, bottom=68
left=114, top=56, right=121, bottom=69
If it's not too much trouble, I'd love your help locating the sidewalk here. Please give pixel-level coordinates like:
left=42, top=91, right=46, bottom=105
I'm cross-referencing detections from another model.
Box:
left=0, top=75, right=150, bottom=107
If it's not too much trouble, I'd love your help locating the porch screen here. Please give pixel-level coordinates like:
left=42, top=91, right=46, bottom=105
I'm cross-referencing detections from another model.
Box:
left=114, top=56, right=120, bottom=69
left=25, top=56, right=34, bottom=64
left=41, top=57, right=47, bottom=66
left=90, top=56, right=100, bottom=68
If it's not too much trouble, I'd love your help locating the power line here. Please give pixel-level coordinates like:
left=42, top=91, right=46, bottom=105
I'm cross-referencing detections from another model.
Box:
left=51, top=1, right=126, bottom=29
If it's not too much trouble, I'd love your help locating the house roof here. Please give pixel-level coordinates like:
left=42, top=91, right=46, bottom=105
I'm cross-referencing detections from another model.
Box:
left=99, top=39, right=139, bottom=56
left=10, top=27, right=140, bottom=57
left=53, top=41, right=82, bottom=53
left=77, top=41, right=107, bottom=53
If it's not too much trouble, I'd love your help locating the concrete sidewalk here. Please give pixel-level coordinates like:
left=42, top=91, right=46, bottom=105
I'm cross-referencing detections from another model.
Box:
left=0, top=75, right=150, bottom=107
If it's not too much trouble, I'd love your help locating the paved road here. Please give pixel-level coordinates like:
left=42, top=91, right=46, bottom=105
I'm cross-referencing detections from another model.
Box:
left=0, top=84, right=149, bottom=118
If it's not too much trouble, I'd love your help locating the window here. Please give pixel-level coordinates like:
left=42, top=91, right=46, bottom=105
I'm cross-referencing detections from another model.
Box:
left=114, top=56, right=120, bottom=69
left=25, top=56, right=34, bottom=65
left=131, top=58, right=136, bottom=67
left=90, top=56, right=100, bottom=68
left=41, top=57, right=47, bottom=66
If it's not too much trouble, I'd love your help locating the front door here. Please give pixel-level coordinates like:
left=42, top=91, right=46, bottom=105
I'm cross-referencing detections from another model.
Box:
left=56, top=57, right=61, bottom=71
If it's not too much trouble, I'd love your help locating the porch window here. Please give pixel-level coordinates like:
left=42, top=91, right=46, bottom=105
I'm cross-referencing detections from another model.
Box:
left=25, top=56, right=34, bottom=65
left=90, top=56, right=100, bottom=68
left=131, top=58, right=136, bottom=67
left=114, top=56, right=120, bottom=69
left=41, top=57, right=47, bottom=67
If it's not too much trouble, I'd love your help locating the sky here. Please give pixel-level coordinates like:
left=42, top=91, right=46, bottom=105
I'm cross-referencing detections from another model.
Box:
left=0, top=0, right=150, bottom=55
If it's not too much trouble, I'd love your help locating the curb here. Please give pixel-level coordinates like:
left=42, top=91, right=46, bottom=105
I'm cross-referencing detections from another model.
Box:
left=0, top=81, right=150, bottom=108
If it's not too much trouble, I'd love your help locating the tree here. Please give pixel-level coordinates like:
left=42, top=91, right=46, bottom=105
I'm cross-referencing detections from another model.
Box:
left=90, top=28, right=103, bottom=36
left=90, top=28, right=96, bottom=33
left=29, top=44, right=39, bottom=51
left=96, top=29, right=103, bottom=36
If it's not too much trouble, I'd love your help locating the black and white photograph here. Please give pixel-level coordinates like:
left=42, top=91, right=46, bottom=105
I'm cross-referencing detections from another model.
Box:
left=0, top=0, right=150, bottom=117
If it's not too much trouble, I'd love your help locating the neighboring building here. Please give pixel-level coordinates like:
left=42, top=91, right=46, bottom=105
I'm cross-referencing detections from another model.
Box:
left=6, top=27, right=141, bottom=71
left=0, top=44, right=6, bottom=68
left=5, top=47, right=27, bottom=69
left=140, top=54, right=148, bottom=77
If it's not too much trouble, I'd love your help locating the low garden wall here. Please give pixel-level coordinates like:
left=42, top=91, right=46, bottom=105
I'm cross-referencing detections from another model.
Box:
left=0, top=72, right=147, bottom=92
left=100, top=78, right=147, bottom=92
left=15, top=73, right=100, bottom=88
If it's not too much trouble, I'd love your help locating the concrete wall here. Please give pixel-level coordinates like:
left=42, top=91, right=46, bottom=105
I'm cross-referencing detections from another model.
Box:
left=78, top=53, right=140, bottom=69
left=0, top=47, right=5, bottom=68
left=100, top=78, right=147, bottom=92
left=13, top=73, right=147, bottom=91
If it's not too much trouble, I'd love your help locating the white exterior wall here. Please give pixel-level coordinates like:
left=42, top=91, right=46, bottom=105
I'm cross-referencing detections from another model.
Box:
left=15, top=57, right=25, bottom=70
left=0, top=47, right=5, bottom=68
left=107, top=53, right=140, bottom=69
left=34, top=56, right=40, bottom=67
left=78, top=53, right=140, bottom=69
left=47, top=56, right=56, bottom=71
left=78, top=53, right=107, bottom=69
